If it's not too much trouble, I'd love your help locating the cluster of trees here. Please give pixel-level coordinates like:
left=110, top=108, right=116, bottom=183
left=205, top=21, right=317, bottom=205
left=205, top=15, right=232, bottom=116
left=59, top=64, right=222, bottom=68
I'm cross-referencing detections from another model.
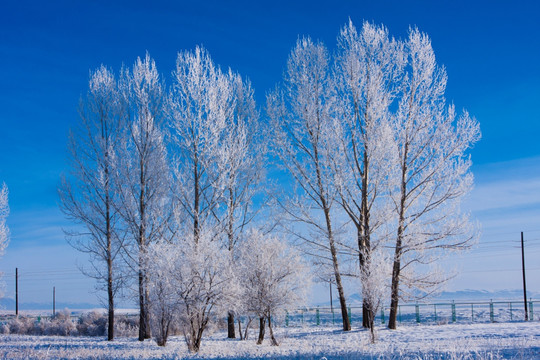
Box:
left=60, top=20, right=479, bottom=350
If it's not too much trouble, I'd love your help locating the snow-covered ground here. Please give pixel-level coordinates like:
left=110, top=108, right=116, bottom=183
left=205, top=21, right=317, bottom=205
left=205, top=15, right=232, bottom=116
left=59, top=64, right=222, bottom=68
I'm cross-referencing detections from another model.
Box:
left=1, top=321, right=539, bottom=359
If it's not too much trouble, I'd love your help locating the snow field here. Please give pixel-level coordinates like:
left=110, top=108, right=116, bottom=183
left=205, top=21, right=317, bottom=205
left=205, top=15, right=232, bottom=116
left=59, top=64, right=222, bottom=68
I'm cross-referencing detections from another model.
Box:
left=1, top=321, right=539, bottom=359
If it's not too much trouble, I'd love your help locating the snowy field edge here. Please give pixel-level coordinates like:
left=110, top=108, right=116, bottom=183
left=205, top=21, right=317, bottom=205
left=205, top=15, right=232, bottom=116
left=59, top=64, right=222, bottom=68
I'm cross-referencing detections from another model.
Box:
left=1, top=321, right=540, bottom=359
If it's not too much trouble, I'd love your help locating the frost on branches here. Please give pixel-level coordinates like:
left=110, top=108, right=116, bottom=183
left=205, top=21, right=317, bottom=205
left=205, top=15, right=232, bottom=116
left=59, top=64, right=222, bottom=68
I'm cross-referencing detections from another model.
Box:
left=237, top=230, right=310, bottom=346
left=332, top=20, right=402, bottom=329
left=58, top=65, right=126, bottom=341
left=146, top=229, right=237, bottom=352
left=387, top=28, right=480, bottom=329
left=0, top=183, right=9, bottom=267
left=267, top=36, right=352, bottom=332
left=118, top=53, right=171, bottom=341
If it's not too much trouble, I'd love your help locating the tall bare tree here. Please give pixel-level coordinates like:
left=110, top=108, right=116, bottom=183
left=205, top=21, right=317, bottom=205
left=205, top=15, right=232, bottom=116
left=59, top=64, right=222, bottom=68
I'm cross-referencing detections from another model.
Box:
left=267, top=37, right=351, bottom=331
left=332, top=20, right=403, bottom=329
left=118, top=54, right=170, bottom=340
left=387, top=29, right=480, bottom=329
left=59, top=66, right=126, bottom=340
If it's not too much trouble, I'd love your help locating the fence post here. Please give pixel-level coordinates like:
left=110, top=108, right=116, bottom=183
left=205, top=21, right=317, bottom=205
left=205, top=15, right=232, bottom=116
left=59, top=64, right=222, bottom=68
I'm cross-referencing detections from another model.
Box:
left=452, top=301, right=456, bottom=323
left=434, top=304, right=437, bottom=323
left=301, top=309, right=304, bottom=325
left=332, top=308, right=335, bottom=325
left=348, top=307, right=352, bottom=325
left=529, top=300, right=533, bottom=321
left=399, top=305, right=402, bottom=323
left=510, top=302, right=513, bottom=321
left=286, top=311, right=289, bottom=327
left=316, top=308, right=320, bottom=326
left=415, top=304, right=420, bottom=323
left=471, top=304, right=474, bottom=322
left=490, top=300, right=494, bottom=322
left=381, top=308, right=385, bottom=324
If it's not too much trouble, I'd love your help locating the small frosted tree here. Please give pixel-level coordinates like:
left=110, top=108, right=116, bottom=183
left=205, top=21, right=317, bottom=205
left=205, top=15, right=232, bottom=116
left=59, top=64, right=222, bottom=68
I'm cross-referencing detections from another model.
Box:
left=146, top=227, right=237, bottom=352
left=237, top=230, right=310, bottom=346
left=359, top=247, right=391, bottom=343
left=145, top=241, right=178, bottom=347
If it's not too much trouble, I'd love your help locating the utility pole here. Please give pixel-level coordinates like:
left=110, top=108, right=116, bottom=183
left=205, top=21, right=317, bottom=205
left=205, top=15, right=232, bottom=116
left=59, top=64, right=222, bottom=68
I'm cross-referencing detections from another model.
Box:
left=53, top=286, right=56, bottom=318
left=15, top=267, right=18, bottom=316
left=521, top=232, right=528, bottom=321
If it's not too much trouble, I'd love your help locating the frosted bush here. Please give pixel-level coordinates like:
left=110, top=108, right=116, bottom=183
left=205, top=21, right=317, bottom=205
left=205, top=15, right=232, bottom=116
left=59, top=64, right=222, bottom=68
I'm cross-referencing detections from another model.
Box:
left=8, top=316, right=36, bottom=335
left=114, top=315, right=138, bottom=338
left=40, top=310, right=78, bottom=336
left=77, top=311, right=107, bottom=336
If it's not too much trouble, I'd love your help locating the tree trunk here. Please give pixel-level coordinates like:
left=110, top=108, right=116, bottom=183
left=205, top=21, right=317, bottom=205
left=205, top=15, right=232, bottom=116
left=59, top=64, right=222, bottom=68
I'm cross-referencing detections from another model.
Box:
left=227, top=311, right=236, bottom=338
left=360, top=150, right=373, bottom=329
left=143, top=280, right=151, bottom=339
left=325, top=206, right=351, bottom=331
left=268, top=315, right=278, bottom=346
left=237, top=318, right=243, bottom=340
left=107, top=259, right=114, bottom=341
left=388, top=235, right=402, bottom=330
left=257, top=317, right=266, bottom=345
left=314, top=144, right=351, bottom=332
left=138, top=269, right=146, bottom=341
left=389, top=151, right=407, bottom=330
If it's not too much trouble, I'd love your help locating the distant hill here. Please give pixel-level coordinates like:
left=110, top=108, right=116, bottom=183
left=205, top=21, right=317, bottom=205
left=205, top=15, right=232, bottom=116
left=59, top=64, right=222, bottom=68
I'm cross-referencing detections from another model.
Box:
left=0, top=297, right=99, bottom=312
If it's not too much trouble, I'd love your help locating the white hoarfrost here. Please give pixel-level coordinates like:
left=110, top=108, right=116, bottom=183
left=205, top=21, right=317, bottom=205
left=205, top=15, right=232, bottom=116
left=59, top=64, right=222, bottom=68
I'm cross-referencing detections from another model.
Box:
left=0, top=183, right=8, bottom=260
left=1, top=322, right=539, bottom=359
left=237, top=230, right=310, bottom=346
left=146, top=229, right=238, bottom=352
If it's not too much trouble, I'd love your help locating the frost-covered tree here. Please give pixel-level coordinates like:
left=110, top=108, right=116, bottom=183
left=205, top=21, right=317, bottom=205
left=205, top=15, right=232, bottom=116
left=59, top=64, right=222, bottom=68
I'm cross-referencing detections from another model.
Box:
left=387, top=28, right=480, bottom=329
left=267, top=37, right=351, bottom=331
left=146, top=228, right=237, bottom=352
left=359, top=247, right=391, bottom=343
left=169, top=48, right=265, bottom=338
left=145, top=241, right=177, bottom=347
left=237, top=230, right=309, bottom=346
left=217, top=72, right=266, bottom=338
left=168, top=46, right=230, bottom=242
left=333, top=20, right=403, bottom=329
left=0, top=183, right=9, bottom=267
left=58, top=66, right=126, bottom=340
left=118, top=53, right=170, bottom=340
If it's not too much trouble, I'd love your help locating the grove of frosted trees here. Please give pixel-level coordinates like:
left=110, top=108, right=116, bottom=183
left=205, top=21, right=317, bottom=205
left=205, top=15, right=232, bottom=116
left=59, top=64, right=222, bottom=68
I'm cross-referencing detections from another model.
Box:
left=60, top=20, right=479, bottom=351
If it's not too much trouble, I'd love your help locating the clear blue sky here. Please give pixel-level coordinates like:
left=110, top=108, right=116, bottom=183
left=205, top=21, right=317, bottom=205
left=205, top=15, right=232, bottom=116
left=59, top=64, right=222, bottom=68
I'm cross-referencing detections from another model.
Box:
left=0, top=0, right=539, bottom=307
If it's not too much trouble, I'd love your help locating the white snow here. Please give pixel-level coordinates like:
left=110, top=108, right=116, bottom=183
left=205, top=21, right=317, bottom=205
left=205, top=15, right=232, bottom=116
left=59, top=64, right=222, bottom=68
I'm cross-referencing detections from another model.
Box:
left=1, top=321, right=539, bottom=359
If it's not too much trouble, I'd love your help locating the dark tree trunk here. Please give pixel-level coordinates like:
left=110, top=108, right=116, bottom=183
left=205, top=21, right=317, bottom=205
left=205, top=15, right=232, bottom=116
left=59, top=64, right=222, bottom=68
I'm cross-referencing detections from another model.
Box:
left=388, top=235, right=402, bottom=330
left=313, top=143, right=351, bottom=332
left=237, top=318, right=243, bottom=340
left=107, top=262, right=114, bottom=341
left=138, top=270, right=146, bottom=341
left=227, top=311, right=236, bottom=339
left=389, top=149, right=408, bottom=330
left=256, top=317, right=266, bottom=345
left=268, top=315, right=278, bottom=346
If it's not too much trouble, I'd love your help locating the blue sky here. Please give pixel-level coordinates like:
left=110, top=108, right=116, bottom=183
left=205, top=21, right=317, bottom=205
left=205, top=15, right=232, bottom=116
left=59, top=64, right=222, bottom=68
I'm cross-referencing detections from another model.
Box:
left=0, top=0, right=539, bottom=307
